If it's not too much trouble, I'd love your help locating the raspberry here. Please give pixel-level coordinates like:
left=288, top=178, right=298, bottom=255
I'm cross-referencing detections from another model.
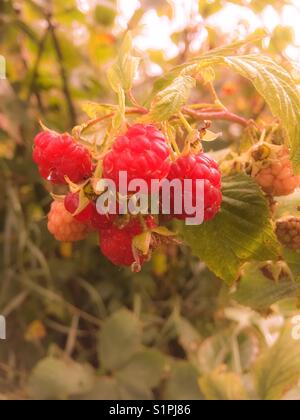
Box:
left=47, top=201, right=90, bottom=242
left=64, top=193, right=94, bottom=223
left=166, top=153, right=222, bottom=222
left=33, top=131, right=93, bottom=184
left=253, top=146, right=300, bottom=196
left=276, top=217, right=300, bottom=250
left=64, top=192, right=116, bottom=229
left=103, top=124, right=171, bottom=189
left=99, top=216, right=156, bottom=267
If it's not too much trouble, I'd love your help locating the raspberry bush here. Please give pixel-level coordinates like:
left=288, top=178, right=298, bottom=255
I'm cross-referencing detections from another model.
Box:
left=3, top=0, right=300, bottom=402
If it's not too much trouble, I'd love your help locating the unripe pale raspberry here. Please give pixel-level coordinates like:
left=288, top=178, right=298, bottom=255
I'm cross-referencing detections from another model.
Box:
left=99, top=216, right=156, bottom=267
left=48, top=201, right=90, bottom=242
left=33, top=131, right=93, bottom=184
left=103, top=124, right=171, bottom=190
left=166, top=153, right=222, bottom=222
left=276, top=217, right=300, bottom=250
left=254, top=147, right=300, bottom=196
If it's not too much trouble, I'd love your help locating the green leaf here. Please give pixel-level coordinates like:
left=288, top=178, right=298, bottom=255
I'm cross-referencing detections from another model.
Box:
left=94, top=4, right=116, bottom=27
left=178, top=174, right=280, bottom=285
left=116, top=349, right=165, bottom=389
left=28, top=357, right=95, bottom=400
left=222, top=55, right=300, bottom=173
left=254, top=323, right=300, bottom=400
left=163, top=361, right=203, bottom=400
left=98, top=309, right=142, bottom=371
left=107, top=32, right=140, bottom=92
left=233, top=263, right=300, bottom=311
left=81, top=377, right=120, bottom=400
left=151, top=52, right=300, bottom=172
left=174, top=316, right=202, bottom=366
left=146, top=75, right=195, bottom=122
left=284, top=248, right=300, bottom=280
left=199, top=369, right=248, bottom=401
left=80, top=102, right=116, bottom=118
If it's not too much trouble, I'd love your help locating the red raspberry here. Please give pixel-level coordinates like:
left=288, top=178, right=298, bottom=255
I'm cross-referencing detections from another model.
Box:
left=33, top=131, right=93, bottom=184
left=47, top=201, right=90, bottom=242
left=64, top=193, right=94, bottom=223
left=253, top=146, right=300, bottom=196
left=99, top=216, right=156, bottom=267
left=166, top=153, right=222, bottom=222
left=64, top=192, right=116, bottom=229
left=103, top=124, right=171, bottom=189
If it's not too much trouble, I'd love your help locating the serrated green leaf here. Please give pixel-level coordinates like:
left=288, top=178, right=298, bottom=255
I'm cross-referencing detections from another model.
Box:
left=254, top=323, right=300, bottom=400
left=222, top=55, right=300, bottom=173
left=177, top=174, right=280, bottom=285
left=147, top=75, right=195, bottom=122
left=28, top=357, right=95, bottom=400
left=151, top=50, right=300, bottom=172
left=233, top=263, right=300, bottom=311
left=107, top=32, right=140, bottom=92
left=199, top=369, right=248, bottom=401
left=98, top=309, right=142, bottom=371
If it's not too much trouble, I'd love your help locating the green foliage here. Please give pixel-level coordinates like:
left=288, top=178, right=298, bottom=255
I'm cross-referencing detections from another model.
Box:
left=254, top=324, right=300, bottom=400
left=28, top=357, right=95, bottom=400
left=1, top=0, right=300, bottom=402
left=98, top=309, right=142, bottom=371
left=146, top=76, right=196, bottom=122
left=178, top=174, right=280, bottom=285
left=107, top=32, right=140, bottom=93
left=233, top=263, right=300, bottom=312
left=199, top=369, right=248, bottom=401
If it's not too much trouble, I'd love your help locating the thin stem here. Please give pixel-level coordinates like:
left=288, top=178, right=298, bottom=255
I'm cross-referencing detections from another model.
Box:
left=46, top=13, right=77, bottom=127
left=128, top=90, right=148, bottom=114
left=27, top=29, right=49, bottom=103
left=182, top=107, right=250, bottom=127
left=178, top=111, right=193, bottom=133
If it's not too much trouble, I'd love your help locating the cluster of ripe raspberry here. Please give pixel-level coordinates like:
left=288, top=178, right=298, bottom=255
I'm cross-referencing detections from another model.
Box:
left=33, top=124, right=222, bottom=270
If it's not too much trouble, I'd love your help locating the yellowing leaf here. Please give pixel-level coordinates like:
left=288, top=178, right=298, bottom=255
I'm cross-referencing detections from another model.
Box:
left=80, top=102, right=116, bottom=119
left=202, top=129, right=222, bottom=142
left=25, top=320, right=46, bottom=342
left=133, top=231, right=152, bottom=255
left=199, top=368, right=248, bottom=400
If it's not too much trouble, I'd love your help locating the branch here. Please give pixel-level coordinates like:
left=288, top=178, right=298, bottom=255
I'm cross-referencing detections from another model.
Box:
left=46, top=14, right=77, bottom=127
left=182, top=107, right=250, bottom=127
left=27, top=29, right=49, bottom=104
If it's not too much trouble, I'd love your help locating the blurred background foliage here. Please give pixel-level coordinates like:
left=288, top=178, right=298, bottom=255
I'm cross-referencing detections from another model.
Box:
left=1, top=0, right=300, bottom=400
